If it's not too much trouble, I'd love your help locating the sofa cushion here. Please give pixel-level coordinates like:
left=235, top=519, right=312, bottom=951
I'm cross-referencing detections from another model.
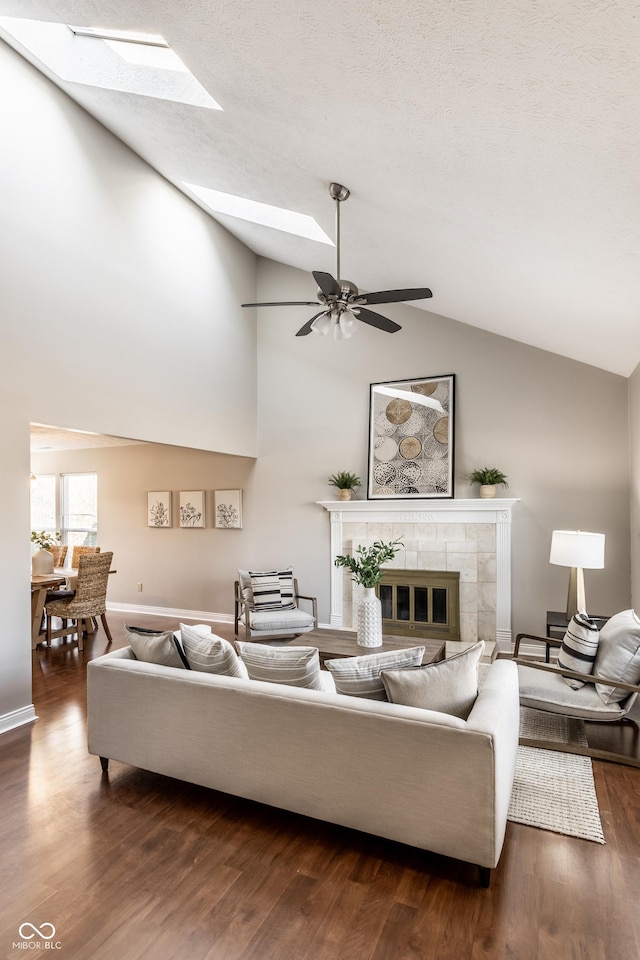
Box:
left=180, top=623, right=248, bottom=678
left=380, top=641, right=484, bottom=718
left=325, top=646, right=425, bottom=701
left=556, top=612, right=600, bottom=689
left=594, top=609, right=640, bottom=704
left=248, top=568, right=296, bottom=611
left=236, top=641, right=323, bottom=690
left=125, top=624, right=188, bottom=669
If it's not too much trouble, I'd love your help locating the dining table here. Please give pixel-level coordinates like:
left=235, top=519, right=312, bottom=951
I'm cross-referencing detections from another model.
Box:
left=30, top=571, right=67, bottom=649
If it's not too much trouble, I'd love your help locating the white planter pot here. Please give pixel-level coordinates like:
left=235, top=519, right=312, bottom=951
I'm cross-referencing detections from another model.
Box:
left=32, top=548, right=54, bottom=574
left=357, top=587, right=383, bottom=647
left=480, top=484, right=496, bottom=499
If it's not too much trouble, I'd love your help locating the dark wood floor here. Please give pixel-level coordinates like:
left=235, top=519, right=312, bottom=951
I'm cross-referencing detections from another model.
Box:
left=1, top=613, right=640, bottom=960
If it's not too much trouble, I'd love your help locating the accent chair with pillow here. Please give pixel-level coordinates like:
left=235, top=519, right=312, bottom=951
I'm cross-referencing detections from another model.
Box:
left=234, top=568, right=317, bottom=641
left=514, top=609, right=640, bottom=767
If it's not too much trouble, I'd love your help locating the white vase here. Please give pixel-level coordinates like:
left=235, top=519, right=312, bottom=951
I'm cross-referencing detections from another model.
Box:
left=480, top=484, right=496, bottom=499
left=32, top=548, right=54, bottom=574
left=357, top=587, right=383, bottom=647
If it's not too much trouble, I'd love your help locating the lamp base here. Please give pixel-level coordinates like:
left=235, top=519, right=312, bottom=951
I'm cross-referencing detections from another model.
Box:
left=566, top=566, right=586, bottom=619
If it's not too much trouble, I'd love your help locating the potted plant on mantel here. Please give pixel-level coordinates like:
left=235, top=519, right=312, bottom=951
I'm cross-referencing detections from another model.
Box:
left=328, top=471, right=361, bottom=502
left=30, top=530, right=61, bottom=575
left=467, top=467, right=509, bottom=500
left=334, top=538, right=403, bottom=647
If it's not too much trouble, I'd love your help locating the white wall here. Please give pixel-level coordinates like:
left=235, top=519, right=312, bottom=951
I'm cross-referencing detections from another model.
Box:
left=252, top=258, right=631, bottom=636
left=0, top=40, right=257, bottom=731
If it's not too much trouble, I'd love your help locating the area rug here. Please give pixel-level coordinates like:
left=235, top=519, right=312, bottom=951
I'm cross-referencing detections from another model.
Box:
left=507, top=707, right=605, bottom=844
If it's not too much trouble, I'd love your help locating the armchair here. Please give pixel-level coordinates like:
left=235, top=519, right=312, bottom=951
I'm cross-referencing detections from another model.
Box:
left=234, top=568, right=318, bottom=642
left=514, top=609, right=640, bottom=767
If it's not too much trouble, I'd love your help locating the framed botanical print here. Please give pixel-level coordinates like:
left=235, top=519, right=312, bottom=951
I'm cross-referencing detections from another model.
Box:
left=367, top=375, right=455, bottom=499
left=214, top=489, right=243, bottom=528
left=179, top=490, right=206, bottom=528
left=147, top=491, right=172, bottom=527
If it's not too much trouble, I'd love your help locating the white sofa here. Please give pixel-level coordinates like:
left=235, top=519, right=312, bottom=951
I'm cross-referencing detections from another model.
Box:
left=87, top=647, right=520, bottom=884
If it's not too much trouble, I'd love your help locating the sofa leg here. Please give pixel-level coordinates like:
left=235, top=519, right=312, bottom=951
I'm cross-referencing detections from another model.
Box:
left=478, top=866, right=491, bottom=888
left=100, top=757, right=109, bottom=773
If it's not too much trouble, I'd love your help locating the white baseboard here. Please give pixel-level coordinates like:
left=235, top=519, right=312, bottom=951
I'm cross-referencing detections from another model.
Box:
left=0, top=704, right=37, bottom=736
left=106, top=602, right=233, bottom=624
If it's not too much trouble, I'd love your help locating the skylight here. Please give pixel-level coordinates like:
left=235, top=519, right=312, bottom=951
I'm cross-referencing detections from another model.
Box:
left=0, top=17, right=221, bottom=109
left=184, top=184, right=334, bottom=244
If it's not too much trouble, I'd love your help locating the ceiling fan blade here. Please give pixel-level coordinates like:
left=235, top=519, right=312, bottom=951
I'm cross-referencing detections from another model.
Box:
left=312, top=271, right=341, bottom=298
left=355, top=307, right=402, bottom=334
left=295, top=311, right=328, bottom=337
left=358, top=287, right=433, bottom=305
left=241, top=300, right=319, bottom=307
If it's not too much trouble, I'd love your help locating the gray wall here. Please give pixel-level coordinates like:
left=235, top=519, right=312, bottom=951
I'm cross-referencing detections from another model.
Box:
left=0, top=40, right=256, bottom=730
left=33, top=258, right=631, bottom=642
left=629, top=360, right=640, bottom=608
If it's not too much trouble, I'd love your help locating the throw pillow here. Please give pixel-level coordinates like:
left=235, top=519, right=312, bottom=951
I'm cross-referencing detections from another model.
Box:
left=380, top=640, right=485, bottom=719
left=248, top=569, right=296, bottom=611
left=235, top=641, right=322, bottom=690
left=125, top=624, right=189, bottom=669
left=325, top=646, right=425, bottom=701
left=180, top=623, right=248, bottom=678
left=557, top=612, right=600, bottom=689
left=594, top=610, right=640, bottom=704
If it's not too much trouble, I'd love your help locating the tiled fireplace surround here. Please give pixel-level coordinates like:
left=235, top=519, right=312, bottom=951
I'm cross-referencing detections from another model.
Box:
left=318, top=499, right=518, bottom=652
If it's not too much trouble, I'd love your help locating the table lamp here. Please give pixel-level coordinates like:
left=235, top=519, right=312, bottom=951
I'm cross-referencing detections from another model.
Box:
left=549, top=530, right=605, bottom=619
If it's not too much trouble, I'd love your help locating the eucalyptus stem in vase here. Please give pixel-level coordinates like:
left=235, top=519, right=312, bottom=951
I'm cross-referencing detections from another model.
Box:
left=335, top=538, right=403, bottom=646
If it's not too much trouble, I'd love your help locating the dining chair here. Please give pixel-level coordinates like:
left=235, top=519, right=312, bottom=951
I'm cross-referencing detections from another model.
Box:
left=50, top=544, right=68, bottom=567
left=71, top=544, right=100, bottom=568
left=45, top=551, right=114, bottom=651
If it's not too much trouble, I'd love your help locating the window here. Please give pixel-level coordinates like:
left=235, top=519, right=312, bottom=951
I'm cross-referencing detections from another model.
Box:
left=61, top=473, right=98, bottom=550
left=30, top=474, right=56, bottom=538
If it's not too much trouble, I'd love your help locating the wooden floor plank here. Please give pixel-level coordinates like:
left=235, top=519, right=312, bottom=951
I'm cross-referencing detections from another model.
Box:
left=0, top=612, right=639, bottom=959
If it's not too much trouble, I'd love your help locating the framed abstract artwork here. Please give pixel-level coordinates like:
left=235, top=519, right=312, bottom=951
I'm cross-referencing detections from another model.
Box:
left=147, top=491, right=172, bottom=527
left=179, top=490, right=206, bottom=528
left=214, top=489, right=243, bottom=528
left=367, top=375, right=455, bottom=499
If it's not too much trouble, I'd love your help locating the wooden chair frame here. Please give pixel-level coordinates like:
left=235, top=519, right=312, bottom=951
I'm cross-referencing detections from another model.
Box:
left=514, top=632, right=640, bottom=767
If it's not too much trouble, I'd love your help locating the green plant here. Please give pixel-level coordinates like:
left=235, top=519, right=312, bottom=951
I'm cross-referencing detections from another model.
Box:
left=328, top=471, right=361, bottom=490
left=467, top=467, right=509, bottom=488
left=334, top=538, right=403, bottom=588
left=30, top=530, right=61, bottom=550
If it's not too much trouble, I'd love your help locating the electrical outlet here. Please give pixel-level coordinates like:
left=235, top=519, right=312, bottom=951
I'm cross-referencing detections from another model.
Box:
left=137, top=582, right=143, bottom=592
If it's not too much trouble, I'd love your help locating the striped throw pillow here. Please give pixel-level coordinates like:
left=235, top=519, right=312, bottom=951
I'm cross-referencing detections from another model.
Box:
left=248, top=569, right=296, bottom=610
left=557, top=612, right=600, bottom=689
left=325, top=646, right=425, bottom=701
left=236, top=641, right=323, bottom=690
left=180, top=623, right=248, bottom=678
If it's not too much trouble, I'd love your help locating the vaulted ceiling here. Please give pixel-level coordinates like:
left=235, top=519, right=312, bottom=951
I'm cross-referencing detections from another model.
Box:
left=2, top=0, right=639, bottom=375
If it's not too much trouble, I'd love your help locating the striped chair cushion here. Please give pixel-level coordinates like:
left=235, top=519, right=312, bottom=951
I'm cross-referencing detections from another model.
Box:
left=557, top=612, right=600, bottom=689
left=236, top=641, right=323, bottom=689
left=325, top=646, right=425, bottom=701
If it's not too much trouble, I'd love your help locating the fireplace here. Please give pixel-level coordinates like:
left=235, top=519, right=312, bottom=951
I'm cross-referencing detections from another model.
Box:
left=318, top=498, right=517, bottom=652
left=378, top=569, right=460, bottom=642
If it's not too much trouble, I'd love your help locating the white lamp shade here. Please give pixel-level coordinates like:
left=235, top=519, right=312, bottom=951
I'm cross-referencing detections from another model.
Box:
left=549, top=530, right=605, bottom=569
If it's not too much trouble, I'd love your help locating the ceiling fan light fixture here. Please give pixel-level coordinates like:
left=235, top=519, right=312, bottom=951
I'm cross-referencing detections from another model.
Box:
left=310, top=313, right=332, bottom=337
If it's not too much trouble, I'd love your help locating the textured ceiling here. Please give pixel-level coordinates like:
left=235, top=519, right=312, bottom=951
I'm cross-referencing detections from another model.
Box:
left=2, top=0, right=639, bottom=375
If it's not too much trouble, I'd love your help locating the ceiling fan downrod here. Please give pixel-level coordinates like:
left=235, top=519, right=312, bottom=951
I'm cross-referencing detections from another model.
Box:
left=329, top=182, right=350, bottom=283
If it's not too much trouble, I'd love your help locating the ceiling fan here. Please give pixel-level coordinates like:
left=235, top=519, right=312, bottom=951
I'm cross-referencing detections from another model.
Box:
left=241, top=182, right=433, bottom=338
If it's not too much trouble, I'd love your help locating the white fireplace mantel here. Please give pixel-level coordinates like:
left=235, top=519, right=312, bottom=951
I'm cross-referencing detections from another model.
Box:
left=317, top=499, right=519, bottom=649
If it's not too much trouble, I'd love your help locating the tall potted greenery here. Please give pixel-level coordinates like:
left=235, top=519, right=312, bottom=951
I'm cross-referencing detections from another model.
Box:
left=467, top=467, right=509, bottom=500
left=328, top=471, right=361, bottom=501
left=334, top=538, right=403, bottom=646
